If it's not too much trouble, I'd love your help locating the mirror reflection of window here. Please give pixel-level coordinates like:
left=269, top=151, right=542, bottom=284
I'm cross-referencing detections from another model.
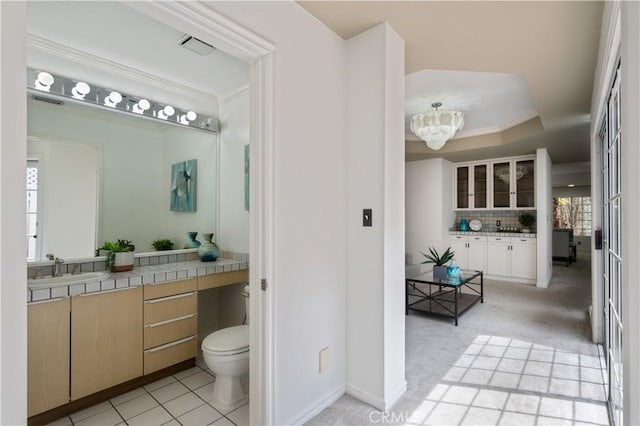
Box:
left=26, top=160, right=40, bottom=261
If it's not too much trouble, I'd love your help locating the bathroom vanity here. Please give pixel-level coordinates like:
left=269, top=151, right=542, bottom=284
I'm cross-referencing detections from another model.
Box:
left=26, top=254, right=248, bottom=425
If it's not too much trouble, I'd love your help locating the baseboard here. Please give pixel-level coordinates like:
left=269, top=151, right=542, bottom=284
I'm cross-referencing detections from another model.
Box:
left=346, top=383, right=385, bottom=410
left=485, top=274, right=536, bottom=285
left=384, top=380, right=408, bottom=410
left=285, top=383, right=345, bottom=425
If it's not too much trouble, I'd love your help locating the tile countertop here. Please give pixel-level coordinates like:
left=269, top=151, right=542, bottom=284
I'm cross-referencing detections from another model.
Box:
left=28, top=258, right=248, bottom=303
left=449, top=231, right=537, bottom=238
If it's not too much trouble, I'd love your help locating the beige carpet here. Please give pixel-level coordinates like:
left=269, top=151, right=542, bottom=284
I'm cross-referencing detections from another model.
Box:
left=308, top=256, right=609, bottom=425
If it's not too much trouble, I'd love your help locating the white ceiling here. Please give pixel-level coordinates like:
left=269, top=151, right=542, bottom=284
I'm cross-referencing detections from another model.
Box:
left=298, top=1, right=604, bottom=163
left=26, top=1, right=250, bottom=114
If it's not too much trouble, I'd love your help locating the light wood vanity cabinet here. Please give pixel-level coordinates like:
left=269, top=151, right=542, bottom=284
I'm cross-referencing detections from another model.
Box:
left=71, top=287, right=143, bottom=400
left=143, top=278, right=198, bottom=375
left=28, top=298, right=70, bottom=417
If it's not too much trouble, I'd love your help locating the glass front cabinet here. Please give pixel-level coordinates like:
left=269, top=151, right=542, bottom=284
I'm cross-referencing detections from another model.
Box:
left=455, top=156, right=535, bottom=210
left=491, top=158, right=535, bottom=209
left=454, top=163, right=489, bottom=209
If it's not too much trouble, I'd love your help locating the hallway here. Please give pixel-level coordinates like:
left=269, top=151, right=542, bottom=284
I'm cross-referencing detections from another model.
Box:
left=310, top=257, right=609, bottom=425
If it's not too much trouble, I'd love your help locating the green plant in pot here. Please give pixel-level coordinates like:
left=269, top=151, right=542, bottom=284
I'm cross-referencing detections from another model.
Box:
left=152, top=238, right=174, bottom=251
left=109, top=239, right=136, bottom=272
left=421, top=247, right=455, bottom=280
left=519, top=213, right=536, bottom=233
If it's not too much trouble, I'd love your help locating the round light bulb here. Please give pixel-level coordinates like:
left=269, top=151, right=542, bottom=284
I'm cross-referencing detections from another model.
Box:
left=186, top=111, right=197, bottom=121
left=108, top=91, right=122, bottom=103
left=75, top=82, right=90, bottom=95
left=138, top=99, right=150, bottom=111
left=163, top=105, right=175, bottom=117
left=37, top=72, right=54, bottom=87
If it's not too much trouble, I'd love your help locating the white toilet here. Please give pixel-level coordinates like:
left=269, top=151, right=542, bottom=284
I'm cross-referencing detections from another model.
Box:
left=202, top=285, right=250, bottom=410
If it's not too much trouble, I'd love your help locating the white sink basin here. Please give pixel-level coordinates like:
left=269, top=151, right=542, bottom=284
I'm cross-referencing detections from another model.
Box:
left=28, top=272, right=110, bottom=289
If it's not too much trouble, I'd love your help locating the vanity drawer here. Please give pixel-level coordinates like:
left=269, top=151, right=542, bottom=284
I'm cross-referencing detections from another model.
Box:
left=488, top=236, right=510, bottom=243
left=144, top=314, right=197, bottom=350
left=144, top=278, right=196, bottom=301
left=144, top=336, right=197, bottom=375
left=144, top=292, right=197, bottom=325
left=198, top=270, right=249, bottom=291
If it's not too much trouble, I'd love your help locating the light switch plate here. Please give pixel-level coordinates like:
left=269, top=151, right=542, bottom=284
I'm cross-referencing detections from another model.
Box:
left=319, top=347, right=329, bottom=373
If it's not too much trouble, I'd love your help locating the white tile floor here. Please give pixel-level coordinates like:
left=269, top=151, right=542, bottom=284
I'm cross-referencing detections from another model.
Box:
left=46, top=362, right=249, bottom=426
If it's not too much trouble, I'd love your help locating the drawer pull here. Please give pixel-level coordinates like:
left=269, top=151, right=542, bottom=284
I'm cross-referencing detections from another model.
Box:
left=145, top=314, right=196, bottom=328
left=148, top=277, right=195, bottom=286
left=145, top=336, right=195, bottom=353
left=145, top=292, right=195, bottom=304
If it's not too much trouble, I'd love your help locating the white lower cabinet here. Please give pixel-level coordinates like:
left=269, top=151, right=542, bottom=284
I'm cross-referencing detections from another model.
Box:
left=487, top=236, right=536, bottom=281
left=450, top=235, right=487, bottom=271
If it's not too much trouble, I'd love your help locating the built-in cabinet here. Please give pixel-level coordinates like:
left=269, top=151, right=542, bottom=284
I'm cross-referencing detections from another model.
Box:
left=71, top=287, right=143, bottom=400
left=450, top=235, right=487, bottom=271
left=451, top=235, right=536, bottom=282
left=28, top=298, right=70, bottom=417
left=143, top=278, right=198, bottom=375
left=486, top=236, right=537, bottom=280
left=455, top=155, right=535, bottom=210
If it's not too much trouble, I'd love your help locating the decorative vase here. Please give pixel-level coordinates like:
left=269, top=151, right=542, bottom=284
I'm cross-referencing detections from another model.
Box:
left=433, top=265, right=447, bottom=280
left=447, top=261, right=461, bottom=279
left=458, top=218, right=469, bottom=232
left=184, top=231, right=201, bottom=249
left=198, top=233, right=220, bottom=262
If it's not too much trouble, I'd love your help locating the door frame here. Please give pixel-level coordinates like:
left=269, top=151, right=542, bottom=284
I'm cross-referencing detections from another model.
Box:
left=114, top=3, right=276, bottom=424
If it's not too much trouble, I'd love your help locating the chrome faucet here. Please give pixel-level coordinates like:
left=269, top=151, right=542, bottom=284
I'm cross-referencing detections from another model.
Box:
left=46, top=253, right=64, bottom=277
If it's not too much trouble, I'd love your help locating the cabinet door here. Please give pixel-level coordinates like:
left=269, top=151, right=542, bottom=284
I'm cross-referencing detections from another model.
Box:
left=514, top=159, right=535, bottom=208
left=487, top=241, right=510, bottom=276
left=28, top=298, right=70, bottom=416
left=455, top=165, right=470, bottom=209
left=450, top=238, right=468, bottom=269
left=491, top=162, right=512, bottom=208
left=511, top=241, right=537, bottom=280
left=467, top=238, right=487, bottom=271
left=472, top=164, right=488, bottom=208
left=71, top=287, right=142, bottom=400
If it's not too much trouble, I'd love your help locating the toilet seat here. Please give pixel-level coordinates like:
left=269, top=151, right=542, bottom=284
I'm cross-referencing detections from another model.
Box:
left=202, top=325, right=249, bottom=356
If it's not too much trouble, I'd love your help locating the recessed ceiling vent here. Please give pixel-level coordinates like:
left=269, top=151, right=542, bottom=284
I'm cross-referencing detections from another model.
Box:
left=31, top=94, right=63, bottom=105
left=179, top=35, right=216, bottom=56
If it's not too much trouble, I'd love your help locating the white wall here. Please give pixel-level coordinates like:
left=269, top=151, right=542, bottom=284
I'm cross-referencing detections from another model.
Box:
left=405, top=158, right=453, bottom=266
left=218, top=88, right=250, bottom=254
left=27, top=100, right=217, bottom=255
left=536, top=148, right=553, bottom=288
left=346, top=23, right=406, bottom=410
left=0, top=2, right=27, bottom=423
left=28, top=138, right=100, bottom=258
left=204, top=3, right=348, bottom=424
left=621, top=2, right=640, bottom=423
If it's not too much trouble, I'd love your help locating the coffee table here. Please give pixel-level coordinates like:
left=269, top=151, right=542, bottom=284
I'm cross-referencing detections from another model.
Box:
left=405, top=269, right=483, bottom=326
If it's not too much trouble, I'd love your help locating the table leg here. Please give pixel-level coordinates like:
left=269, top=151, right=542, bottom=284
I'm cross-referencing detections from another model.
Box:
left=405, top=281, right=409, bottom=315
left=454, top=285, right=459, bottom=326
left=480, top=272, right=484, bottom=303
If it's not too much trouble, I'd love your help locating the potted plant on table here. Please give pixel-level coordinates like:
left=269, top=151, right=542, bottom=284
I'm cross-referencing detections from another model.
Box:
left=421, top=247, right=455, bottom=280
left=519, top=213, right=536, bottom=233
left=152, top=238, right=174, bottom=251
left=109, top=239, right=136, bottom=272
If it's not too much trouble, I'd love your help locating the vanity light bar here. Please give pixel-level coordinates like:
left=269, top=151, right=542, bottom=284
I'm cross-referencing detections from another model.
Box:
left=26, top=68, right=219, bottom=133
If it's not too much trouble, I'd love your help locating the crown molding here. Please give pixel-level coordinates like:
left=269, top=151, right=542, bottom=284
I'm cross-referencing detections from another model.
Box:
left=218, top=83, right=250, bottom=102
left=26, top=34, right=218, bottom=103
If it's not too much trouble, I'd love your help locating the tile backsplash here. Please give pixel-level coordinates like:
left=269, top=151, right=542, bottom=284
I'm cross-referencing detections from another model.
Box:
left=28, top=249, right=249, bottom=279
left=453, top=210, right=536, bottom=233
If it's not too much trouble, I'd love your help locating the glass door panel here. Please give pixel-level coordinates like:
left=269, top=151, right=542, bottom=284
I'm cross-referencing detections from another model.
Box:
left=456, top=166, right=469, bottom=209
left=492, top=162, right=511, bottom=208
left=473, top=164, right=487, bottom=208
left=515, top=159, right=535, bottom=208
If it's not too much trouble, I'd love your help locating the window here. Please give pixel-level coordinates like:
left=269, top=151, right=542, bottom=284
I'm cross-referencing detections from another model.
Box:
left=26, top=160, right=39, bottom=261
left=553, top=196, right=592, bottom=236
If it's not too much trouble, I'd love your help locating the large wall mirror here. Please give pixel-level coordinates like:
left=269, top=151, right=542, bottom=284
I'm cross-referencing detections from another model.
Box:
left=27, top=99, right=218, bottom=261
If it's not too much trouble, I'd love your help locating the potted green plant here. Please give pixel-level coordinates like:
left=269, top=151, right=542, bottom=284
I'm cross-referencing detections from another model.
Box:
left=519, top=213, right=536, bottom=233
left=421, top=247, right=455, bottom=280
left=152, top=238, right=174, bottom=251
left=110, top=239, right=136, bottom=272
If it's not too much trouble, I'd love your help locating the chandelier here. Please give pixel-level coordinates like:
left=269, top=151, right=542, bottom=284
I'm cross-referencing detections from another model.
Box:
left=496, top=165, right=527, bottom=184
left=410, top=102, right=464, bottom=150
